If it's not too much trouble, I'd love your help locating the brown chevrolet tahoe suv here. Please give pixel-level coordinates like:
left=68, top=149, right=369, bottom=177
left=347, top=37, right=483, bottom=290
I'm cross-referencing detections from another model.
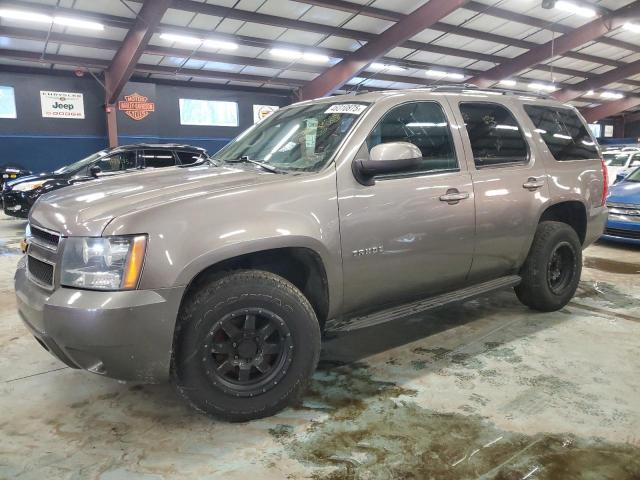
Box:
left=15, top=86, right=608, bottom=421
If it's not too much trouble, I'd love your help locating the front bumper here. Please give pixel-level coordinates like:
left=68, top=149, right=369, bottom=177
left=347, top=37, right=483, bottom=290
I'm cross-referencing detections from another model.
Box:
left=2, top=191, right=35, bottom=218
left=601, top=216, right=640, bottom=246
left=15, top=258, right=185, bottom=382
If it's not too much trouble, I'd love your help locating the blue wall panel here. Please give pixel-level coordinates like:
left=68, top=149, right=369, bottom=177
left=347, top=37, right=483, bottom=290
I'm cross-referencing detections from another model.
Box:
left=0, top=135, right=108, bottom=173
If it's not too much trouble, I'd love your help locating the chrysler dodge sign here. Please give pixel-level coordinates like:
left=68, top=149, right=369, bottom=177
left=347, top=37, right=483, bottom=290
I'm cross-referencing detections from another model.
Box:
left=40, top=91, right=85, bottom=119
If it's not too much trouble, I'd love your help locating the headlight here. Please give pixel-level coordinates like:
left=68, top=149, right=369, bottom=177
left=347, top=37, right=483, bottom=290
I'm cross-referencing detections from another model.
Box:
left=13, top=180, right=47, bottom=192
left=61, top=235, right=147, bottom=290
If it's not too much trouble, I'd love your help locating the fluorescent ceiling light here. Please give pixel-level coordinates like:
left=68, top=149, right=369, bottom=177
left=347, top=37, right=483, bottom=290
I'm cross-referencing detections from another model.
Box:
left=495, top=124, right=519, bottom=131
left=585, top=90, right=595, bottom=96
left=0, top=9, right=104, bottom=30
left=425, top=69, right=464, bottom=80
left=555, top=1, right=597, bottom=18
left=623, top=22, right=640, bottom=33
left=269, top=48, right=328, bottom=62
left=302, top=52, right=329, bottom=63
left=160, top=33, right=202, bottom=46
left=499, top=79, right=517, bottom=87
left=53, top=16, right=104, bottom=30
left=600, top=91, right=624, bottom=99
left=0, top=8, right=52, bottom=23
left=425, top=69, right=447, bottom=77
left=203, top=39, right=238, bottom=50
left=528, top=82, right=556, bottom=92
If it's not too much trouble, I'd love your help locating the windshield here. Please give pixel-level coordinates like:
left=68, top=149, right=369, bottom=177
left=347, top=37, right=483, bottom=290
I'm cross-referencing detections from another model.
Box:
left=213, top=101, right=369, bottom=172
left=54, top=150, right=109, bottom=174
left=603, top=153, right=630, bottom=167
left=626, top=167, right=640, bottom=182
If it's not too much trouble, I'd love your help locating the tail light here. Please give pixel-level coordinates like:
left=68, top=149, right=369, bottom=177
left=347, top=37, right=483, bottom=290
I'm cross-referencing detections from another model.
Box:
left=600, top=157, right=608, bottom=206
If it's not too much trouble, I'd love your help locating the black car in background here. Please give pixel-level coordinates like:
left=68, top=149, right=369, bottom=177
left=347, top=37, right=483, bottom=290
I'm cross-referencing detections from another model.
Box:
left=0, top=164, right=32, bottom=188
left=2, top=144, right=210, bottom=218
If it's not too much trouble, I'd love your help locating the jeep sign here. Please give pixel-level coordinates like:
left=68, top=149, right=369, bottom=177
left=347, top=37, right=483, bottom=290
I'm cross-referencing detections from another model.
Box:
left=40, top=91, right=85, bottom=119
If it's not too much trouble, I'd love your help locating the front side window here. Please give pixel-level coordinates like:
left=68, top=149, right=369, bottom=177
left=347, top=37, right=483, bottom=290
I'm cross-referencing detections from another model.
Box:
left=214, top=101, right=368, bottom=172
left=142, top=150, right=176, bottom=168
left=366, top=101, right=457, bottom=175
left=96, top=150, right=136, bottom=172
left=524, top=105, right=598, bottom=161
left=459, top=102, right=528, bottom=167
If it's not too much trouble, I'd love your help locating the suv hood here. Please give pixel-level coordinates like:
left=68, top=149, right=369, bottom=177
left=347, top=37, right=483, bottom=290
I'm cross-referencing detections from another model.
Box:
left=30, top=164, right=291, bottom=236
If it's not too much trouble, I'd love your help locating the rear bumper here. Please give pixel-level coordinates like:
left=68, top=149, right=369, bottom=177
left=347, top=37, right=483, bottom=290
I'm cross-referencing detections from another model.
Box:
left=15, top=258, right=185, bottom=382
left=584, top=206, right=608, bottom=247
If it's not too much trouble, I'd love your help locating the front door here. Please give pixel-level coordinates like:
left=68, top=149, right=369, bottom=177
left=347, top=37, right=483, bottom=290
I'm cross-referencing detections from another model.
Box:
left=337, top=100, right=475, bottom=315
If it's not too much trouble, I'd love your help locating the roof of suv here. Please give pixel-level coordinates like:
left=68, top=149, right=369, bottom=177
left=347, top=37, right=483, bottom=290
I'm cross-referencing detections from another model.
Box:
left=115, top=143, right=207, bottom=152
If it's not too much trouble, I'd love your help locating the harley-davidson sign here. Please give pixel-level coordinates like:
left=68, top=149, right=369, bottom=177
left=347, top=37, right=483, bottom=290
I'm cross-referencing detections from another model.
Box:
left=118, top=93, right=155, bottom=120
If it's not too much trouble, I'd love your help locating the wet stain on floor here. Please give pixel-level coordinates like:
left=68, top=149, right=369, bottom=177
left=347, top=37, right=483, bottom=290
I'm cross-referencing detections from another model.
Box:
left=575, top=280, right=640, bottom=308
left=279, top=365, right=640, bottom=480
left=584, top=257, right=640, bottom=275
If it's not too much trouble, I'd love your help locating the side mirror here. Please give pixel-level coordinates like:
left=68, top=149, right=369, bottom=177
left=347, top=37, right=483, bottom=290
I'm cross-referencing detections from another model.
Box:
left=352, top=142, right=422, bottom=186
left=89, top=165, right=102, bottom=178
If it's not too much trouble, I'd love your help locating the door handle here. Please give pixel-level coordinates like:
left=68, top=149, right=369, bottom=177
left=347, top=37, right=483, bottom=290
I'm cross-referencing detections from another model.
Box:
left=439, top=189, right=470, bottom=204
left=523, top=177, right=545, bottom=191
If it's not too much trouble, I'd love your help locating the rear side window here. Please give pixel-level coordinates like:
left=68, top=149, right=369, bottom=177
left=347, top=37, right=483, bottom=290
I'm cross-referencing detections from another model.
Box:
left=524, top=105, right=598, bottom=161
left=142, top=150, right=176, bottom=168
left=459, top=102, right=528, bottom=167
left=366, top=101, right=458, bottom=175
left=176, top=151, right=206, bottom=165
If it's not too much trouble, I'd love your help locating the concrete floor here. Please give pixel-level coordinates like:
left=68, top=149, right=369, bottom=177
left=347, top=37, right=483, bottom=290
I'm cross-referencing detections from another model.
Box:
left=0, top=213, right=639, bottom=480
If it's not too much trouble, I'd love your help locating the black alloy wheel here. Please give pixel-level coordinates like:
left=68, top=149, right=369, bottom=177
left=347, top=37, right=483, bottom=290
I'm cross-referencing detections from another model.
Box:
left=546, top=241, right=577, bottom=295
left=203, top=308, right=293, bottom=397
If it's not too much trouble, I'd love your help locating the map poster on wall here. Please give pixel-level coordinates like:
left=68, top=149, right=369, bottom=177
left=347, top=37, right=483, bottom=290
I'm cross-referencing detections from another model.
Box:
left=40, top=91, right=85, bottom=119
left=0, top=86, right=17, bottom=119
left=253, top=105, right=279, bottom=123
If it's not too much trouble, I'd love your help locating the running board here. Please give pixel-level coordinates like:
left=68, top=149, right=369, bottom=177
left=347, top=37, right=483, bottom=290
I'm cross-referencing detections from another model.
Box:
left=336, top=275, right=521, bottom=332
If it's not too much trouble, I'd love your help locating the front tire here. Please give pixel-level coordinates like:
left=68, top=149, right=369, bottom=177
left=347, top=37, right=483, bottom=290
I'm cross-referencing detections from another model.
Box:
left=515, top=221, right=582, bottom=312
left=172, top=270, right=321, bottom=421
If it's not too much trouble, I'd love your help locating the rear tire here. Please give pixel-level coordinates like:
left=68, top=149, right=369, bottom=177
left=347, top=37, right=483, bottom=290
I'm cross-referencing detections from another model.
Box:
left=172, top=270, right=321, bottom=421
left=515, top=221, right=582, bottom=312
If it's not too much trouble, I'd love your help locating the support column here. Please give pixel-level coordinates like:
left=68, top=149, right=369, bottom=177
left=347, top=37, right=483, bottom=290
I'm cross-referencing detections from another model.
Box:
left=106, top=105, right=118, bottom=148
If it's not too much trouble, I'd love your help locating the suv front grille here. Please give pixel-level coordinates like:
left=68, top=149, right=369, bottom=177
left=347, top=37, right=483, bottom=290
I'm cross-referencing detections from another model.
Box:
left=27, top=255, right=55, bottom=288
left=607, top=202, right=640, bottom=218
left=30, top=225, right=60, bottom=251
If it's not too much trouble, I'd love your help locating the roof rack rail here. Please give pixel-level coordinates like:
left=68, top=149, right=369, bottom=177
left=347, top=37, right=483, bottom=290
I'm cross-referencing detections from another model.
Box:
left=425, top=83, right=551, bottom=99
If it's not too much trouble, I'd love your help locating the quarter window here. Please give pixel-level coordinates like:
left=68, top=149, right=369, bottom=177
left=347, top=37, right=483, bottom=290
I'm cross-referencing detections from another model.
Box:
left=459, top=102, right=528, bottom=167
left=524, top=105, right=598, bottom=161
left=142, top=150, right=176, bottom=168
left=366, top=101, right=458, bottom=175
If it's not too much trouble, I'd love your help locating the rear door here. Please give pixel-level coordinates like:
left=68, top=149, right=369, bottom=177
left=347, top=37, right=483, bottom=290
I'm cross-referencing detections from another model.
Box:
left=338, top=99, right=475, bottom=313
left=450, top=99, right=550, bottom=282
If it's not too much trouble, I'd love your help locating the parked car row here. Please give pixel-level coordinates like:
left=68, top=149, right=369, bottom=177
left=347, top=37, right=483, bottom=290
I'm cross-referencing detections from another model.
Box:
left=1, top=143, right=210, bottom=218
left=602, top=147, right=640, bottom=184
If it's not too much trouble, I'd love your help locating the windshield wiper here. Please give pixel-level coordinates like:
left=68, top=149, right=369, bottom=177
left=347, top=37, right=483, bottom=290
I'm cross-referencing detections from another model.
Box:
left=225, top=156, right=286, bottom=174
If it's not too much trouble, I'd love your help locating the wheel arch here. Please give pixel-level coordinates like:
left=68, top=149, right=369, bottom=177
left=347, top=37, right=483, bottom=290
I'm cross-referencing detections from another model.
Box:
left=177, top=243, right=333, bottom=331
left=538, top=200, right=587, bottom=244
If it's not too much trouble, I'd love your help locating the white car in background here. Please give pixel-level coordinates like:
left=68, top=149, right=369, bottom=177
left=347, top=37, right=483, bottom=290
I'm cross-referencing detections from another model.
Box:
left=602, top=148, right=640, bottom=184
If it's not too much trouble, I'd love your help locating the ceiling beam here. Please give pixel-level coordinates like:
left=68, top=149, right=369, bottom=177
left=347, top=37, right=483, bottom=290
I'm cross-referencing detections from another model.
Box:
left=468, top=2, right=640, bottom=88
left=582, top=97, right=640, bottom=122
left=555, top=59, right=640, bottom=102
left=294, top=0, right=640, bottom=60
left=0, top=48, right=305, bottom=87
left=105, top=0, right=171, bottom=105
left=299, top=0, right=469, bottom=99
left=3, top=0, right=636, bottom=83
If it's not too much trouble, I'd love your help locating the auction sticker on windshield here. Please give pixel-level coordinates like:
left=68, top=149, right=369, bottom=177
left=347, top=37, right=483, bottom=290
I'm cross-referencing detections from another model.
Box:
left=325, top=104, right=367, bottom=115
